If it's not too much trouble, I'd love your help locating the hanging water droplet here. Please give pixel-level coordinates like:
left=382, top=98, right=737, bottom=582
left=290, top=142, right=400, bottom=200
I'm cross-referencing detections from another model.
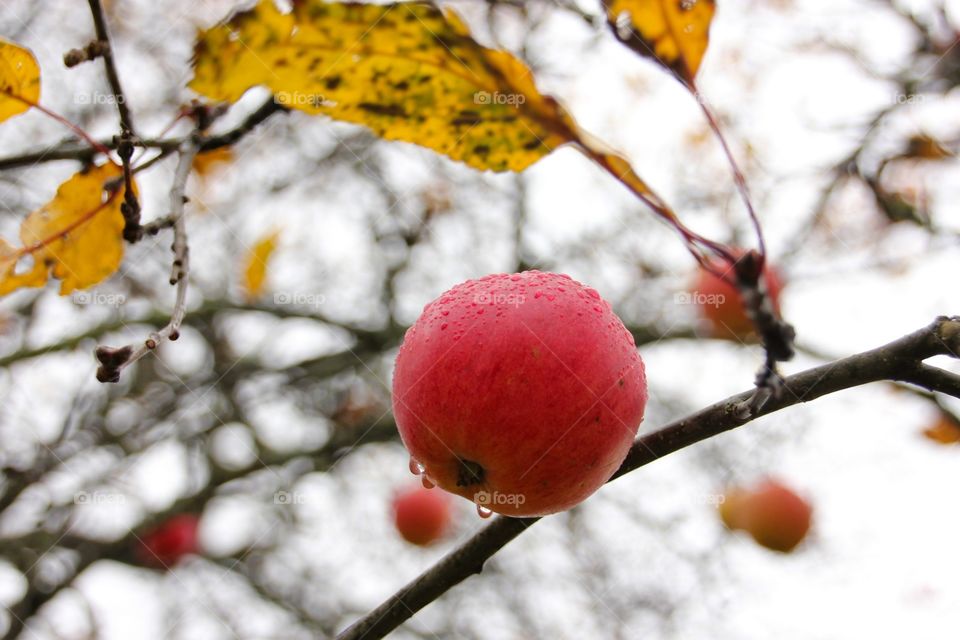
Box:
left=476, top=504, right=493, bottom=518
left=421, top=474, right=436, bottom=489
left=408, top=457, right=425, bottom=475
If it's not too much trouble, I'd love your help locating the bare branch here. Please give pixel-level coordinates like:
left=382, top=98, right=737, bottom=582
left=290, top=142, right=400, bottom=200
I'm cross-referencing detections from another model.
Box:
left=901, top=363, right=960, bottom=397
left=95, top=137, right=200, bottom=383
left=0, top=98, right=285, bottom=171
left=85, top=0, right=135, bottom=135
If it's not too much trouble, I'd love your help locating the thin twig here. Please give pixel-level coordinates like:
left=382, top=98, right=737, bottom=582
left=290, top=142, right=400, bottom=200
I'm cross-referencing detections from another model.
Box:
left=85, top=0, right=135, bottom=135
left=0, top=98, right=285, bottom=171
left=85, top=0, right=142, bottom=240
left=94, top=137, right=201, bottom=383
left=336, top=316, right=960, bottom=640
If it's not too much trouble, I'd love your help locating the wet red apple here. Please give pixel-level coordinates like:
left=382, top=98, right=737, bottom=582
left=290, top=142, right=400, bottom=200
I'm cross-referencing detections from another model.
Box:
left=720, top=479, right=812, bottom=553
left=694, top=253, right=784, bottom=340
left=392, top=270, right=647, bottom=517
left=392, top=486, right=452, bottom=546
left=135, top=513, right=200, bottom=568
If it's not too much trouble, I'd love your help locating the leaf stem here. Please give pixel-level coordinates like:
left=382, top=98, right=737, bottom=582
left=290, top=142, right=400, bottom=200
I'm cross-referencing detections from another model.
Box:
left=0, top=91, right=112, bottom=157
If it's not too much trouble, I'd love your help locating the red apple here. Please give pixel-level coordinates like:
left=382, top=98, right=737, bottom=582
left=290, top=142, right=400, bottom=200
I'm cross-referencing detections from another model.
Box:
left=392, top=270, right=647, bottom=517
left=694, top=253, right=784, bottom=340
left=135, top=513, right=200, bottom=568
left=720, top=479, right=812, bottom=553
left=392, top=486, right=453, bottom=546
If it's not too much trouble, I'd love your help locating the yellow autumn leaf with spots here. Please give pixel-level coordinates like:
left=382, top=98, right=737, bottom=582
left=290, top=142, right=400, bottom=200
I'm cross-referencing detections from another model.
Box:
left=243, top=230, right=279, bottom=300
left=605, top=0, right=716, bottom=84
left=190, top=1, right=580, bottom=172
left=0, top=163, right=131, bottom=296
left=0, top=38, right=40, bottom=122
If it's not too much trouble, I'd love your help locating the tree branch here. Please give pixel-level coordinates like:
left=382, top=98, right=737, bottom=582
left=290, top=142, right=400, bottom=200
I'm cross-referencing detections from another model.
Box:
left=0, top=98, right=285, bottom=171
left=336, top=315, right=960, bottom=640
left=85, top=0, right=134, bottom=135
left=0, top=415, right=400, bottom=640
left=95, top=137, right=200, bottom=383
left=901, top=363, right=960, bottom=397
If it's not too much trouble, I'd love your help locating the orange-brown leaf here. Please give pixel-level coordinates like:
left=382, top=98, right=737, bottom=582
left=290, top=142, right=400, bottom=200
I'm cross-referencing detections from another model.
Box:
left=904, top=134, right=953, bottom=160
left=921, top=413, right=960, bottom=445
left=192, top=146, right=234, bottom=178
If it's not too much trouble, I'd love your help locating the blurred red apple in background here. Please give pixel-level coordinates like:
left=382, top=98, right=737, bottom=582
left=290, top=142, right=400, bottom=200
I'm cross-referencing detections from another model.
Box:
left=693, top=253, right=784, bottom=340
left=392, top=270, right=647, bottom=517
left=393, top=486, right=452, bottom=546
left=720, top=479, right=812, bottom=552
left=135, top=513, right=201, bottom=568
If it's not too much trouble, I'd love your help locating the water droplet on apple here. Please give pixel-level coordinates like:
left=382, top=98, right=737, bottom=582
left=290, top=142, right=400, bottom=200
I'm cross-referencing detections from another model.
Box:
left=440, top=323, right=448, bottom=330
left=546, top=294, right=556, bottom=302
left=534, top=291, right=543, bottom=299
left=476, top=504, right=493, bottom=518
left=409, top=457, right=425, bottom=475
left=586, top=288, right=601, bottom=300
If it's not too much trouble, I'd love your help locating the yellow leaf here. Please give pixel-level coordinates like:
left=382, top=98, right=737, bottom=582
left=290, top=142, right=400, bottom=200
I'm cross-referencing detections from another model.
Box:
left=190, top=1, right=579, bottom=172
left=192, top=146, right=234, bottom=178
left=0, top=163, right=130, bottom=296
left=605, top=0, right=716, bottom=84
left=0, top=38, right=40, bottom=122
left=243, top=230, right=279, bottom=300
